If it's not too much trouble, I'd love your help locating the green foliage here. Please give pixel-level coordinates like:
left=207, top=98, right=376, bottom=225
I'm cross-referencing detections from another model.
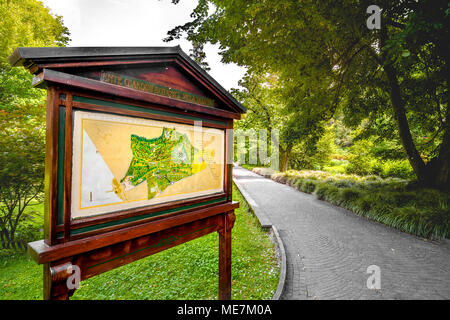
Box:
left=0, top=185, right=280, bottom=300
left=0, top=67, right=46, bottom=112
left=339, top=188, right=363, bottom=203
left=314, top=183, right=339, bottom=202
left=0, top=0, right=70, bottom=111
left=290, top=125, right=336, bottom=170
left=371, top=139, right=406, bottom=160
left=0, top=104, right=46, bottom=249
left=377, top=159, right=415, bottom=180
left=0, top=0, right=69, bottom=61
left=323, top=162, right=348, bottom=174
left=334, top=133, right=415, bottom=179
left=167, top=0, right=450, bottom=187
left=0, top=0, right=69, bottom=250
left=232, top=72, right=297, bottom=169
left=189, top=40, right=210, bottom=71
left=345, top=139, right=375, bottom=176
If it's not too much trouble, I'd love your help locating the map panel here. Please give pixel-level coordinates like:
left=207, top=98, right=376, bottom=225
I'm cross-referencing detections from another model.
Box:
left=71, top=111, right=224, bottom=219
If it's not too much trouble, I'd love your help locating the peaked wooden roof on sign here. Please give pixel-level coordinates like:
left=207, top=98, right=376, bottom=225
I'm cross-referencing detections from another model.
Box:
left=9, top=46, right=246, bottom=118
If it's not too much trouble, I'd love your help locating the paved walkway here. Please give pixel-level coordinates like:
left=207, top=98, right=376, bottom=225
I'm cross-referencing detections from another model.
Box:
left=233, top=166, right=450, bottom=300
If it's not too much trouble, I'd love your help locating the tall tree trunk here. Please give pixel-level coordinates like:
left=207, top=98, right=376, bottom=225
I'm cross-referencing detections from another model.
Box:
left=432, top=44, right=450, bottom=188
left=430, top=104, right=450, bottom=188
left=380, top=27, right=428, bottom=183
left=2, top=228, right=10, bottom=249
left=280, top=143, right=293, bottom=172
left=383, top=63, right=428, bottom=181
left=0, top=230, right=5, bottom=249
left=9, top=227, right=16, bottom=250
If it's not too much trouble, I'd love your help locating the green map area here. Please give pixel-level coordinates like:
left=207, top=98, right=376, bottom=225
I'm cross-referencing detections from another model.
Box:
left=119, top=128, right=199, bottom=200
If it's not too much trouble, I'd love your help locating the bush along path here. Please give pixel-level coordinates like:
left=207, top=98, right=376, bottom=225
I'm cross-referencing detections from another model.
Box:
left=233, top=166, right=450, bottom=300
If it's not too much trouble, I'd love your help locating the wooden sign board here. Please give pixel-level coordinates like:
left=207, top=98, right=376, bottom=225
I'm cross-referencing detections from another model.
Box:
left=9, top=46, right=245, bottom=300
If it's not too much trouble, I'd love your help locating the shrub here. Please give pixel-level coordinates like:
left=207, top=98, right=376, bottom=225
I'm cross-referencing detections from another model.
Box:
left=301, top=180, right=317, bottom=193
left=391, top=192, right=419, bottom=206
left=252, top=167, right=276, bottom=178
left=331, top=180, right=354, bottom=188
left=286, top=177, right=300, bottom=188
left=339, top=188, right=362, bottom=203
left=364, top=175, right=382, bottom=182
left=294, top=178, right=304, bottom=190
left=380, top=159, right=415, bottom=179
left=289, top=127, right=336, bottom=170
left=330, top=154, right=349, bottom=161
left=371, top=161, right=384, bottom=177
left=314, top=183, right=330, bottom=200
left=329, top=159, right=342, bottom=167
left=323, top=164, right=347, bottom=174
left=387, top=206, right=449, bottom=239
left=355, top=196, right=374, bottom=213
left=314, top=184, right=339, bottom=202
left=370, top=201, right=392, bottom=215
left=271, top=173, right=289, bottom=184
left=345, top=140, right=375, bottom=176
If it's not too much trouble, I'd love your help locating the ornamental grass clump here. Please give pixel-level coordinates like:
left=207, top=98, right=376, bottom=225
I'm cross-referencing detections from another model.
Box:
left=314, top=183, right=339, bottom=202
left=301, top=180, right=318, bottom=194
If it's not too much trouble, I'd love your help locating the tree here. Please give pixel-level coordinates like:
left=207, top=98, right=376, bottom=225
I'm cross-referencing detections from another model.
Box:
left=164, top=0, right=449, bottom=188
left=0, top=0, right=70, bottom=111
left=0, top=104, right=45, bottom=249
left=290, top=125, right=337, bottom=171
left=189, top=40, right=211, bottom=71
left=231, top=72, right=314, bottom=171
left=0, top=0, right=70, bottom=249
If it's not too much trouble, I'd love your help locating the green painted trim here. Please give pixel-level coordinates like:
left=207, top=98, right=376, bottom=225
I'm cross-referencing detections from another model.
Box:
left=72, top=96, right=227, bottom=126
left=56, top=106, right=65, bottom=225
left=87, top=224, right=217, bottom=269
left=71, top=197, right=226, bottom=235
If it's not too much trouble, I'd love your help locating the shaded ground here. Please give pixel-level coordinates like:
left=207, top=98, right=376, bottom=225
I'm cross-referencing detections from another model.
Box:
left=233, top=166, right=450, bottom=300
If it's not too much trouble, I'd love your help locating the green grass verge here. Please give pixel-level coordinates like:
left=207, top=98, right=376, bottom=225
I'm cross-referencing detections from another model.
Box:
left=253, top=168, right=450, bottom=239
left=0, top=184, right=279, bottom=300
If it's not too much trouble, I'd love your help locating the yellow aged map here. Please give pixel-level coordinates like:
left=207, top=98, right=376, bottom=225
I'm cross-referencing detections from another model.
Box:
left=71, top=111, right=224, bottom=219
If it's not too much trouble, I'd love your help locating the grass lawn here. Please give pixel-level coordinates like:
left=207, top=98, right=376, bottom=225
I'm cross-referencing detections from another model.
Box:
left=0, top=184, right=280, bottom=300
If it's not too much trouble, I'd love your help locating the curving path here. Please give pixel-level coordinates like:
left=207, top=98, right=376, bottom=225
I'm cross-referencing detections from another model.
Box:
left=233, top=166, right=450, bottom=300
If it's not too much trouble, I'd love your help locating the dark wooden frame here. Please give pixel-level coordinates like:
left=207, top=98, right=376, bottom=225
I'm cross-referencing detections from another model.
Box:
left=10, top=46, right=245, bottom=300
left=47, top=89, right=233, bottom=243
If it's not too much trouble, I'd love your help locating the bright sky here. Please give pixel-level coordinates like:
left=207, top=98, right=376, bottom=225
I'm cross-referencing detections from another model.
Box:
left=40, top=0, right=246, bottom=90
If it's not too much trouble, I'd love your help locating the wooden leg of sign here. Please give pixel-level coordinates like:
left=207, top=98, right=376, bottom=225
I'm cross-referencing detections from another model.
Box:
left=43, top=263, right=52, bottom=300
left=43, top=261, right=75, bottom=300
left=218, top=211, right=235, bottom=300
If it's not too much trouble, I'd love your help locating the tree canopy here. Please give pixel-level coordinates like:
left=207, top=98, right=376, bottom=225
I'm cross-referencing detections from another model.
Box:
left=0, top=0, right=70, bottom=249
left=0, top=0, right=70, bottom=111
left=165, top=0, right=449, bottom=188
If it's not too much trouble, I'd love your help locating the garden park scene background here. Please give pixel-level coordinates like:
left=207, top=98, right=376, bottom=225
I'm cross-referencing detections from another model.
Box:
left=0, top=0, right=449, bottom=300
